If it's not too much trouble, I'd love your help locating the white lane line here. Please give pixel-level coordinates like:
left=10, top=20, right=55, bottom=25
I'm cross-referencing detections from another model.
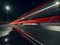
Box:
left=20, top=30, right=44, bottom=45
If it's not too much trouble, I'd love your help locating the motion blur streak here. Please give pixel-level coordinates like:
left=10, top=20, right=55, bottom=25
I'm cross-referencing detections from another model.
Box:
left=21, top=3, right=58, bottom=19
left=11, top=0, right=54, bottom=22
left=10, top=16, right=60, bottom=25
left=10, top=1, right=59, bottom=24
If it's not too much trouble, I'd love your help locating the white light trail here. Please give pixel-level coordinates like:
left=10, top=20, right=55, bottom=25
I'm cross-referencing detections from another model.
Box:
left=22, top=23, right=38, bottom=26
left=21, top=2, right=60, bottom=20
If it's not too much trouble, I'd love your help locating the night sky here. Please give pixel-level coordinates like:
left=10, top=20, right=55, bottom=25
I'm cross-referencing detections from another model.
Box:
left=0, top=0, right=48, bottom=22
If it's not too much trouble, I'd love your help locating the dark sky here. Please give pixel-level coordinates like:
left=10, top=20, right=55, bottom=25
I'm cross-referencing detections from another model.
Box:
left=0, top=0, right=48, bottom=22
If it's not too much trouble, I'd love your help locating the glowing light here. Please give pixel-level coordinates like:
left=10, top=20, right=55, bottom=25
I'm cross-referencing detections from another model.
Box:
left=42, top=26, right=60, bottom=32
left=55, top=1, right=60, bottom=5
left=22, top=23, right=38, bottom=26
left=5, top=38, right=8, bottom=42
left=5, top=5, right=10, bottom=11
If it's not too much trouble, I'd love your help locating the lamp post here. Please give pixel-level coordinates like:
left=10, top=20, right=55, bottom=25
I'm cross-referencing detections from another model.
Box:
left=5, top=5, right=11, bottom=23
left=55, top=1, right=60, bottom=16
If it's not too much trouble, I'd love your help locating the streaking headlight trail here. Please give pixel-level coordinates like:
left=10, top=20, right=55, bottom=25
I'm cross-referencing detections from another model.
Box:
left=21, top=1, right=60, bottom=20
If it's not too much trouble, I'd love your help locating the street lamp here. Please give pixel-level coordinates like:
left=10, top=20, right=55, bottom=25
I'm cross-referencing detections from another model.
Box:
left=55, top=1, right=60, bottom=5
left=5, top=6, right=10, bottom=11
left=55, top=1, right=60, bottom=15
left=5, top=5, right=10, bottom=11
left=5, top=5, right=11, bottom=22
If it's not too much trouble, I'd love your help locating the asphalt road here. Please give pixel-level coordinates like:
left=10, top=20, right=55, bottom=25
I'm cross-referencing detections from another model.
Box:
left=0, top=24, right=60, bottom=45
left=18, top=25, right=60, bottom=45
